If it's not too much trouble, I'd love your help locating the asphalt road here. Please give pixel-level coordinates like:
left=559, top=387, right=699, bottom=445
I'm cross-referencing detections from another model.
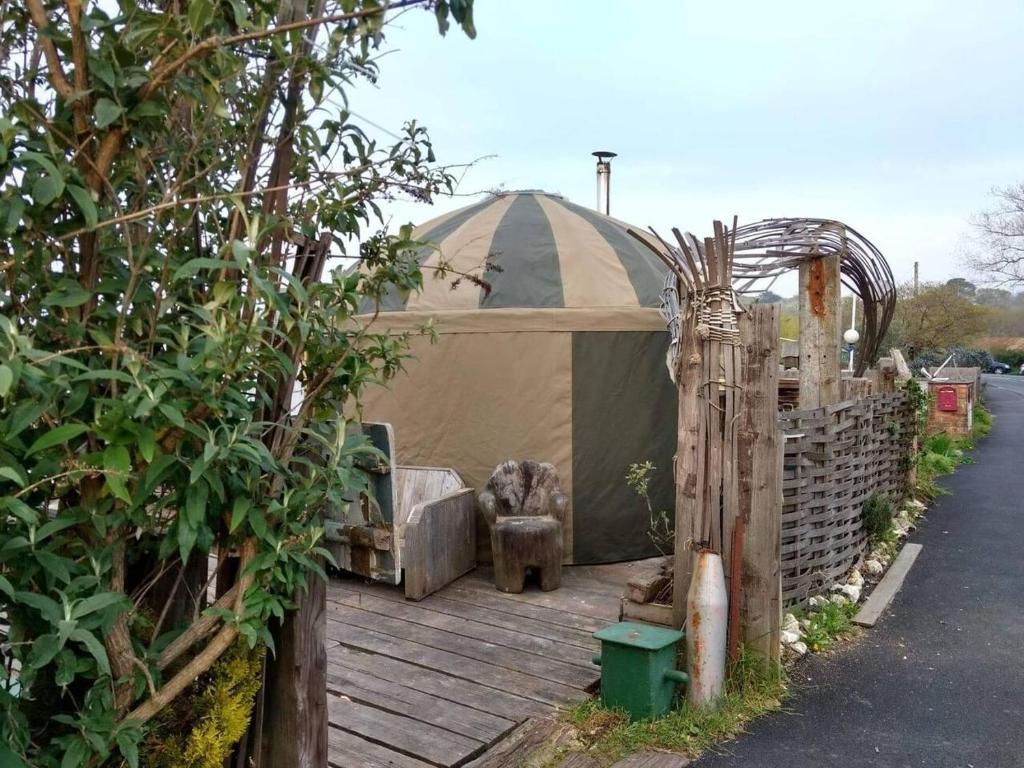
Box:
left=695, top=374, right=1024, bottom=768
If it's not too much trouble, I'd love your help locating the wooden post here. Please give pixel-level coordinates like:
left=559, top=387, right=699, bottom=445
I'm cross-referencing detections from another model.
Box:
left=737, top=305, right=782, bottom=666
left=671, top=312, right=705, bottom=628
left=798, top=252, right=842, bottom=409
left=259, top=572, right=327, bottom=767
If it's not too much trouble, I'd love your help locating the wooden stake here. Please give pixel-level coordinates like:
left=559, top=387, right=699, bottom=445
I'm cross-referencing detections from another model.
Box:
left=737, top=304, right=782, bottom=666
left=798, top=252, right=842, bottom=409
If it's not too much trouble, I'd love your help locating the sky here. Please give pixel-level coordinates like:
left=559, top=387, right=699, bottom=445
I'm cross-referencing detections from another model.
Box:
left=349, top=0, right=1024, bottom=294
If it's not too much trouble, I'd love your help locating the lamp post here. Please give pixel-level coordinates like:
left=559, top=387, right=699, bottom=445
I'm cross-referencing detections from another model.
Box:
left=844, top=327, right=860, bottom=372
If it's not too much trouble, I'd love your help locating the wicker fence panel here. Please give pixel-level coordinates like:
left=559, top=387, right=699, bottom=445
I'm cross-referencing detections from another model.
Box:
left=779, top=390, right=915, bottom=608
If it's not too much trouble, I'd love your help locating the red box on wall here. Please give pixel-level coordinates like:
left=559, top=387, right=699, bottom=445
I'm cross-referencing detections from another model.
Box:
left=937, top=386, right=958, bottom=412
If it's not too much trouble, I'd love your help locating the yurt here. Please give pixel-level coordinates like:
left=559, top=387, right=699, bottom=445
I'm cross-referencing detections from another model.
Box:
left=359, top=190, right=677, bottom=563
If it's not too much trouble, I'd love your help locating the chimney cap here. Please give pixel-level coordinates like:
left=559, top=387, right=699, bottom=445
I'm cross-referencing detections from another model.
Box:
left=592, top=150, right=617, bottom=160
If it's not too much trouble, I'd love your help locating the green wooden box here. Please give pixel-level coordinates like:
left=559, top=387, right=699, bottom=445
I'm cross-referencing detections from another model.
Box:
left=592, top=621, right=687, bottom=720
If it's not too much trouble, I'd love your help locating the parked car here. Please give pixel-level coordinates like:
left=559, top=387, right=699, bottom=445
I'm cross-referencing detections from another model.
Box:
left=987, top=360, right=1012, bottom=374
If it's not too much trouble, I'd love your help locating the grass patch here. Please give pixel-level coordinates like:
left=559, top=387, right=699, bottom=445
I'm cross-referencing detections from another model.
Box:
left=557, top=649, right=786, bottom=765
left=861, top=493, right=894, bottom=544
left=914, top=403, right=992, bottom=499
left=797, top=600, right=858, bottom=654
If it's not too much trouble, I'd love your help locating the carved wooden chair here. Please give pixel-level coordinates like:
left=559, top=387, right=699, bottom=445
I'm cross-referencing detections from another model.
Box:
left=478, top=460, right=567, bottom=593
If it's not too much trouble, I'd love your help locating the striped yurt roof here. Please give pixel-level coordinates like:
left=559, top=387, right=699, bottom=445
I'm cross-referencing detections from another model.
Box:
left=365, top=191, right=668, bottom=313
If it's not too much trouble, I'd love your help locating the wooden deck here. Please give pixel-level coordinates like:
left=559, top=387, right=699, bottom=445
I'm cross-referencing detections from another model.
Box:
left=325, top=562, right=653, bottom=768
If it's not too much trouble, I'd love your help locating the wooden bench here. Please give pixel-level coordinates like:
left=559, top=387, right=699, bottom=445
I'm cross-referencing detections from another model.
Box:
left=326, top=423, right=476, bottom=600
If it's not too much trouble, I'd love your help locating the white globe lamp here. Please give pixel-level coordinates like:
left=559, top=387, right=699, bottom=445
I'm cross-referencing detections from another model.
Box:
left=843, top=328, right=860, bottom=345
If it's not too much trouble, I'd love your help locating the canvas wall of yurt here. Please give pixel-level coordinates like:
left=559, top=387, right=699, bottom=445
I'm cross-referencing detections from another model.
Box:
left=358, top=190, right=677, bottom=564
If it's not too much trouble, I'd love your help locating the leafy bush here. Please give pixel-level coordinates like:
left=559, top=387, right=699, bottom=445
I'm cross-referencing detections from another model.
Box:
left=0, top=2, right=477, bottom=765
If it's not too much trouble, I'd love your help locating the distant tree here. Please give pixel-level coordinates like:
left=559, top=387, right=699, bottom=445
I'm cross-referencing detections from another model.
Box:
left=976, top=287, right=1015, bottom=307
left=967, top=184, right=1024, bottom=287
left=887, top=282, right=989, bottom=352
left=946, top=277, right=977, bottom=299
left=756, top=289, right=784, bottom=303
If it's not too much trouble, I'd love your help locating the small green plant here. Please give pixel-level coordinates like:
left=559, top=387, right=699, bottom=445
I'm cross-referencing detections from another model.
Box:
left=861, top=494, right=894, bottom=544
left=799, top=601, right=858, bottom=653
left=559, top=648, right=786, bottom=764
left=626, top=461, right=674, bottom=554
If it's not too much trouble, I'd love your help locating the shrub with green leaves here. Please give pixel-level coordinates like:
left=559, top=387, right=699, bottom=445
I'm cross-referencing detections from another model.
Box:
left=0, top=1, right=476, bottom=765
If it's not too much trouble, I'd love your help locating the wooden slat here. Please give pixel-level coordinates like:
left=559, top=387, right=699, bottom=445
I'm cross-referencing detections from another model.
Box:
left=329, top=726, right=432, bottom=768
left=328, top=696, right=482, bottom=767
left=327, top=663, right=514, bottom=743
left=427, top=583, right=608, bottom=633
left=329, top=581, right=596, bottom=649
left=403, top=487, right=476, bottom=601
left=329, top=644, right=548, bottom=720
left=444, top=579, right=614, bottom=628
left=329, top=590, right=596, bottom=668
left=326, top=620, right=587, bottom=706
left=327, top=604, right=596, bottom=689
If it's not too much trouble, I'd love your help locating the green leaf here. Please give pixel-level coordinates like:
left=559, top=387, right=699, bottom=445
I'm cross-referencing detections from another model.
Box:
left=188, top=0, right=215, bottom=32
left=0, top=496, right=37, bottom=524
left=72, top=591, right=127, bottom=620
left=31, top=174, right=65, bottom=207
left=172, top=257, right=230, bottom=282
left=0, top=744, right=29, bottom=768
left=103, top=445, right=132, bottom=501
left=54, top=648, right=77, bottom=686
left=1, top=195, right=24, bottom=233
left=0, top=363, right=12, bottom=396
left=35, top=550, right=71, bottom=583
left=0, top=466, right=25, bottom=487
left=249, top=509, right=268, bottom=540
left=185, top=480, right=208, bottom=526
left=0, top=574, right=14, bottom=597
left=42, top=282, right=92, bottom=308
left=229, top=497, right=251, bottom=533
left=138, top=427, right=155, bottom=463
left=116, top=732, right=139, bottom=768
left=28, top=633, right=63, bottom=669
left=14, top=590, right=62, bottom=625
left=61, top=736, right=88, bottom=768
left=103, top=444, right=131, bottom=473
left=94, top=97, right=124, bottom=129
left=158, top=403, right=185, bottom=428
left=26, top=423, right=90, bottom=456
left=69, top=628, right=110, bottom=674
left=128, top=100, right=166, bottom=119
left=66, top=185, right=98, bottom=229
left=177, top=519, right=198, bottom=562
left=36, top=517, right=77, bottom=543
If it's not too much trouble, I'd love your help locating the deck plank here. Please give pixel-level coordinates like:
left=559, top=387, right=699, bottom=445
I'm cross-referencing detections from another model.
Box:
left=431, top=583, right=610, bottom=633
left=458, top=572, right=621, bottom=621
left=330, top=644, right=548, bottom=720
left=331, top=579, right=598, bottom=648
left=328, top=697, right=483, bottom=766
left=327, top=603, right=596, bottom=688
left=327, top=662, right=515, bottom=743
left=326, top=563, right=625, bottom=767
left=328, top=726, right=433, bottom=768
left=326, top=619, right=588, bottom=706
left=329, top=590, right=596, bottom=667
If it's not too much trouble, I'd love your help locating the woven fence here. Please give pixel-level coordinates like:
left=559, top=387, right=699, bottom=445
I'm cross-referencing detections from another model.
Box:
left=779, top=390, right=916, bottom=607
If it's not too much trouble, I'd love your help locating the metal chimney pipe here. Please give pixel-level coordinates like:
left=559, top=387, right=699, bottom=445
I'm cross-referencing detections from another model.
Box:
left=592, top=150, right=617, bottom=215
